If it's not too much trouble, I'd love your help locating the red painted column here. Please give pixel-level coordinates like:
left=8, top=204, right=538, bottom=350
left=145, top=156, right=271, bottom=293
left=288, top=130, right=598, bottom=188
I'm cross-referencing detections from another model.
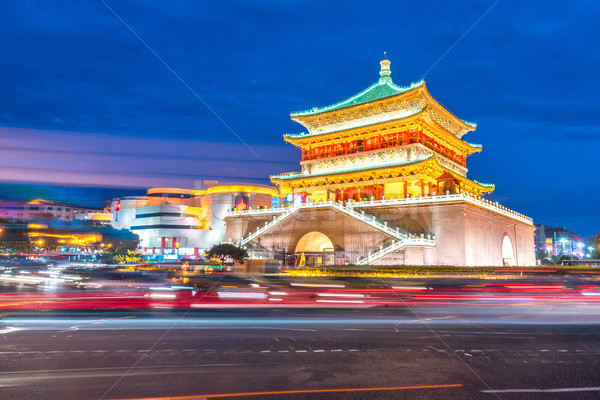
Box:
left=172, top=237, right=177, bottom=253
left=403, top=181, right=408, bottom=197
left=420, top=180, right=425, bottom=197
left=160, top=237, right=165, bottom=255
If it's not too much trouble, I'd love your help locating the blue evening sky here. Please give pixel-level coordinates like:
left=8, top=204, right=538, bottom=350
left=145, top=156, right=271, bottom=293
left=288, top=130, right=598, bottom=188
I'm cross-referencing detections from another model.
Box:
left=0, top=1, right=598, bottom=235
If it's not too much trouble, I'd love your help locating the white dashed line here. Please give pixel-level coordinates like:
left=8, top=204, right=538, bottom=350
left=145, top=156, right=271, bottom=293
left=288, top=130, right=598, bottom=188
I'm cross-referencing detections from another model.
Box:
left=482, top=386, right=600, bottom=393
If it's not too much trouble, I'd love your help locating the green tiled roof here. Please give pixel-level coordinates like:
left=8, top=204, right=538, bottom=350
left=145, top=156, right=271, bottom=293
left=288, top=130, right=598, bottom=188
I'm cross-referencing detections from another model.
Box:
left=283, top=132, right=310, bottom=139
left=463, top=141, right=483, bottom=148
left=473, top=180, right=495, bottom=188
left=291, top=78, right=424, bottom=117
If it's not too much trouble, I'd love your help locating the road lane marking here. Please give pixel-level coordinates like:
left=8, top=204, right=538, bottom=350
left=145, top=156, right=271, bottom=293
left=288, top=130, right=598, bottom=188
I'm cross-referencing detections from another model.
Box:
left=107, top=383, right=464, bottom=399
left=482, top=386, right=600, bottom=393
left=0, top=327, right=22, bottom=334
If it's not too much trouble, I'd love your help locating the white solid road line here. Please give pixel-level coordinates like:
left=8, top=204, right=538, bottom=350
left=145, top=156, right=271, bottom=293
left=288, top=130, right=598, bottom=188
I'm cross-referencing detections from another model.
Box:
left=482, top=387, right=600, bottom=393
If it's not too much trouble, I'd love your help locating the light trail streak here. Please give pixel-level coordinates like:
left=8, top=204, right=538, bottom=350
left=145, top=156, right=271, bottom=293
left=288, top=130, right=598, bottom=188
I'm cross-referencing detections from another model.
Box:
left=316, top=299, right=365, bottom=304
left=107, top=383, right=463, bottom=399
left=290, top=283, right=345, bottom=288
left=317, top=293, right=365, bottom=298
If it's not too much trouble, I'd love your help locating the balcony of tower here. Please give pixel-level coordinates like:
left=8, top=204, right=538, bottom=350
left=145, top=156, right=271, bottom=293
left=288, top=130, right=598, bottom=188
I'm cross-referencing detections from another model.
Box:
left=298, top=136, right=469, bottom=178
left=296, top=126, right=474, bottom=167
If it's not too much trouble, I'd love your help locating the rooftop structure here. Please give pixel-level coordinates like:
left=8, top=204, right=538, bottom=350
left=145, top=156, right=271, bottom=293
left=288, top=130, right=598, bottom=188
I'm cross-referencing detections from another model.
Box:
left=272, top=58, right=491, bottom=203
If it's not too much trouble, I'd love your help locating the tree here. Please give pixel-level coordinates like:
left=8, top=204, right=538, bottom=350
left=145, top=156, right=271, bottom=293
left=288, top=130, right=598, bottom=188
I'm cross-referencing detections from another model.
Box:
left=536, top=248, right=553, bottom=265
left=554, top=254, right=576, bottom=265
left=101, top=249, right=142, bottom=264
left=206, top=243, right=248, bottom=265
left=592, top=231, right=600, bottom=259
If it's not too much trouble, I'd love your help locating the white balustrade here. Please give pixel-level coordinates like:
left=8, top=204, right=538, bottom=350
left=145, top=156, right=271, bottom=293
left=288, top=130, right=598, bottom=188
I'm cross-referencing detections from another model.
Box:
left=228, top=193, right=532, bottom=247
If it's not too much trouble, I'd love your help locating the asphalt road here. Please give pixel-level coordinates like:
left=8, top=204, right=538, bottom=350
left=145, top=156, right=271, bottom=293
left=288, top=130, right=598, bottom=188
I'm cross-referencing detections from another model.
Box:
left=1, top=305, right=600, bottom=400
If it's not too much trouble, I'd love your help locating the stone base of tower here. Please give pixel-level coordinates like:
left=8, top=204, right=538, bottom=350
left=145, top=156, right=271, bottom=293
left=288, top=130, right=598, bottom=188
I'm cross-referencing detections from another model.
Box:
left=225, top=197, right=535, bottom=267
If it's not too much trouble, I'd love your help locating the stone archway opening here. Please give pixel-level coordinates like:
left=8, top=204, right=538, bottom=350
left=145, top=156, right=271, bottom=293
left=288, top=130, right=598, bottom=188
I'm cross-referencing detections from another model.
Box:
left=294, top=232, right=335, bottom=267
left=502, top=235, right=514, bottom=266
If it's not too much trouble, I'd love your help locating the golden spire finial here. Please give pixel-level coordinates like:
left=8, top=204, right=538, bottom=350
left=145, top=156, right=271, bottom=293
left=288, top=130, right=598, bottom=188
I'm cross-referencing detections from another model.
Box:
left=379, top=53, right=391, bottom=81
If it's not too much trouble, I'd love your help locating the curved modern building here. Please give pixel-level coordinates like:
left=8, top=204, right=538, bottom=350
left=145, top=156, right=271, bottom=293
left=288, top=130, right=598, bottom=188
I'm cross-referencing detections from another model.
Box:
left=111, top=183, right=276, bottom=259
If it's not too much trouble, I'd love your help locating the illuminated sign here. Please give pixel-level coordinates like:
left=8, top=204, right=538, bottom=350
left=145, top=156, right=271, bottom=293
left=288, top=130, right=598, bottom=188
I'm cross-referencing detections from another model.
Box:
left=234, top=195, right=249, bottom=211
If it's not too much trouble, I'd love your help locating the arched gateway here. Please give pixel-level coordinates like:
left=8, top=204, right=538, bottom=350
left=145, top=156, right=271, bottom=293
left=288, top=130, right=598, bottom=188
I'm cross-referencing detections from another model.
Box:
left=294, top=231, right=335, bottom=267
left=502, top=235, right=514, bottom=266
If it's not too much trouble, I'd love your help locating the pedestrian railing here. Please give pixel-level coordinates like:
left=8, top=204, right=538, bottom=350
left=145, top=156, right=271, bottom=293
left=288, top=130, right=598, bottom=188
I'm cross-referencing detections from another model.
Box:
left=356, top=237, right=436, bottom=265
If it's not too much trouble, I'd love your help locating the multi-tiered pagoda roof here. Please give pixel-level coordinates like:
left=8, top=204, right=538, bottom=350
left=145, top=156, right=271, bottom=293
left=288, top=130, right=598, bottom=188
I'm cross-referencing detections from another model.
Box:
left=272, top=58, right=494, bottom=200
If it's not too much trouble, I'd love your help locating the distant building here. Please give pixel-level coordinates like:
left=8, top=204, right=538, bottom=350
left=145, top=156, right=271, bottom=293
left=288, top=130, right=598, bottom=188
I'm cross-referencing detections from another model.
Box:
left=0, top=221, right=139, bottom=259
left=110, top=183, right=276, bottom=259
left=534, top=224, right=586, bottom=258
left=0, top=199, right=111, bottom=223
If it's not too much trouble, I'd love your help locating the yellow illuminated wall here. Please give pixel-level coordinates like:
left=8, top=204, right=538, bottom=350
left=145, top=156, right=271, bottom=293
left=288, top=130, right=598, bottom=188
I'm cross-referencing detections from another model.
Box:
left=384, top=182, right=404, bottom=198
